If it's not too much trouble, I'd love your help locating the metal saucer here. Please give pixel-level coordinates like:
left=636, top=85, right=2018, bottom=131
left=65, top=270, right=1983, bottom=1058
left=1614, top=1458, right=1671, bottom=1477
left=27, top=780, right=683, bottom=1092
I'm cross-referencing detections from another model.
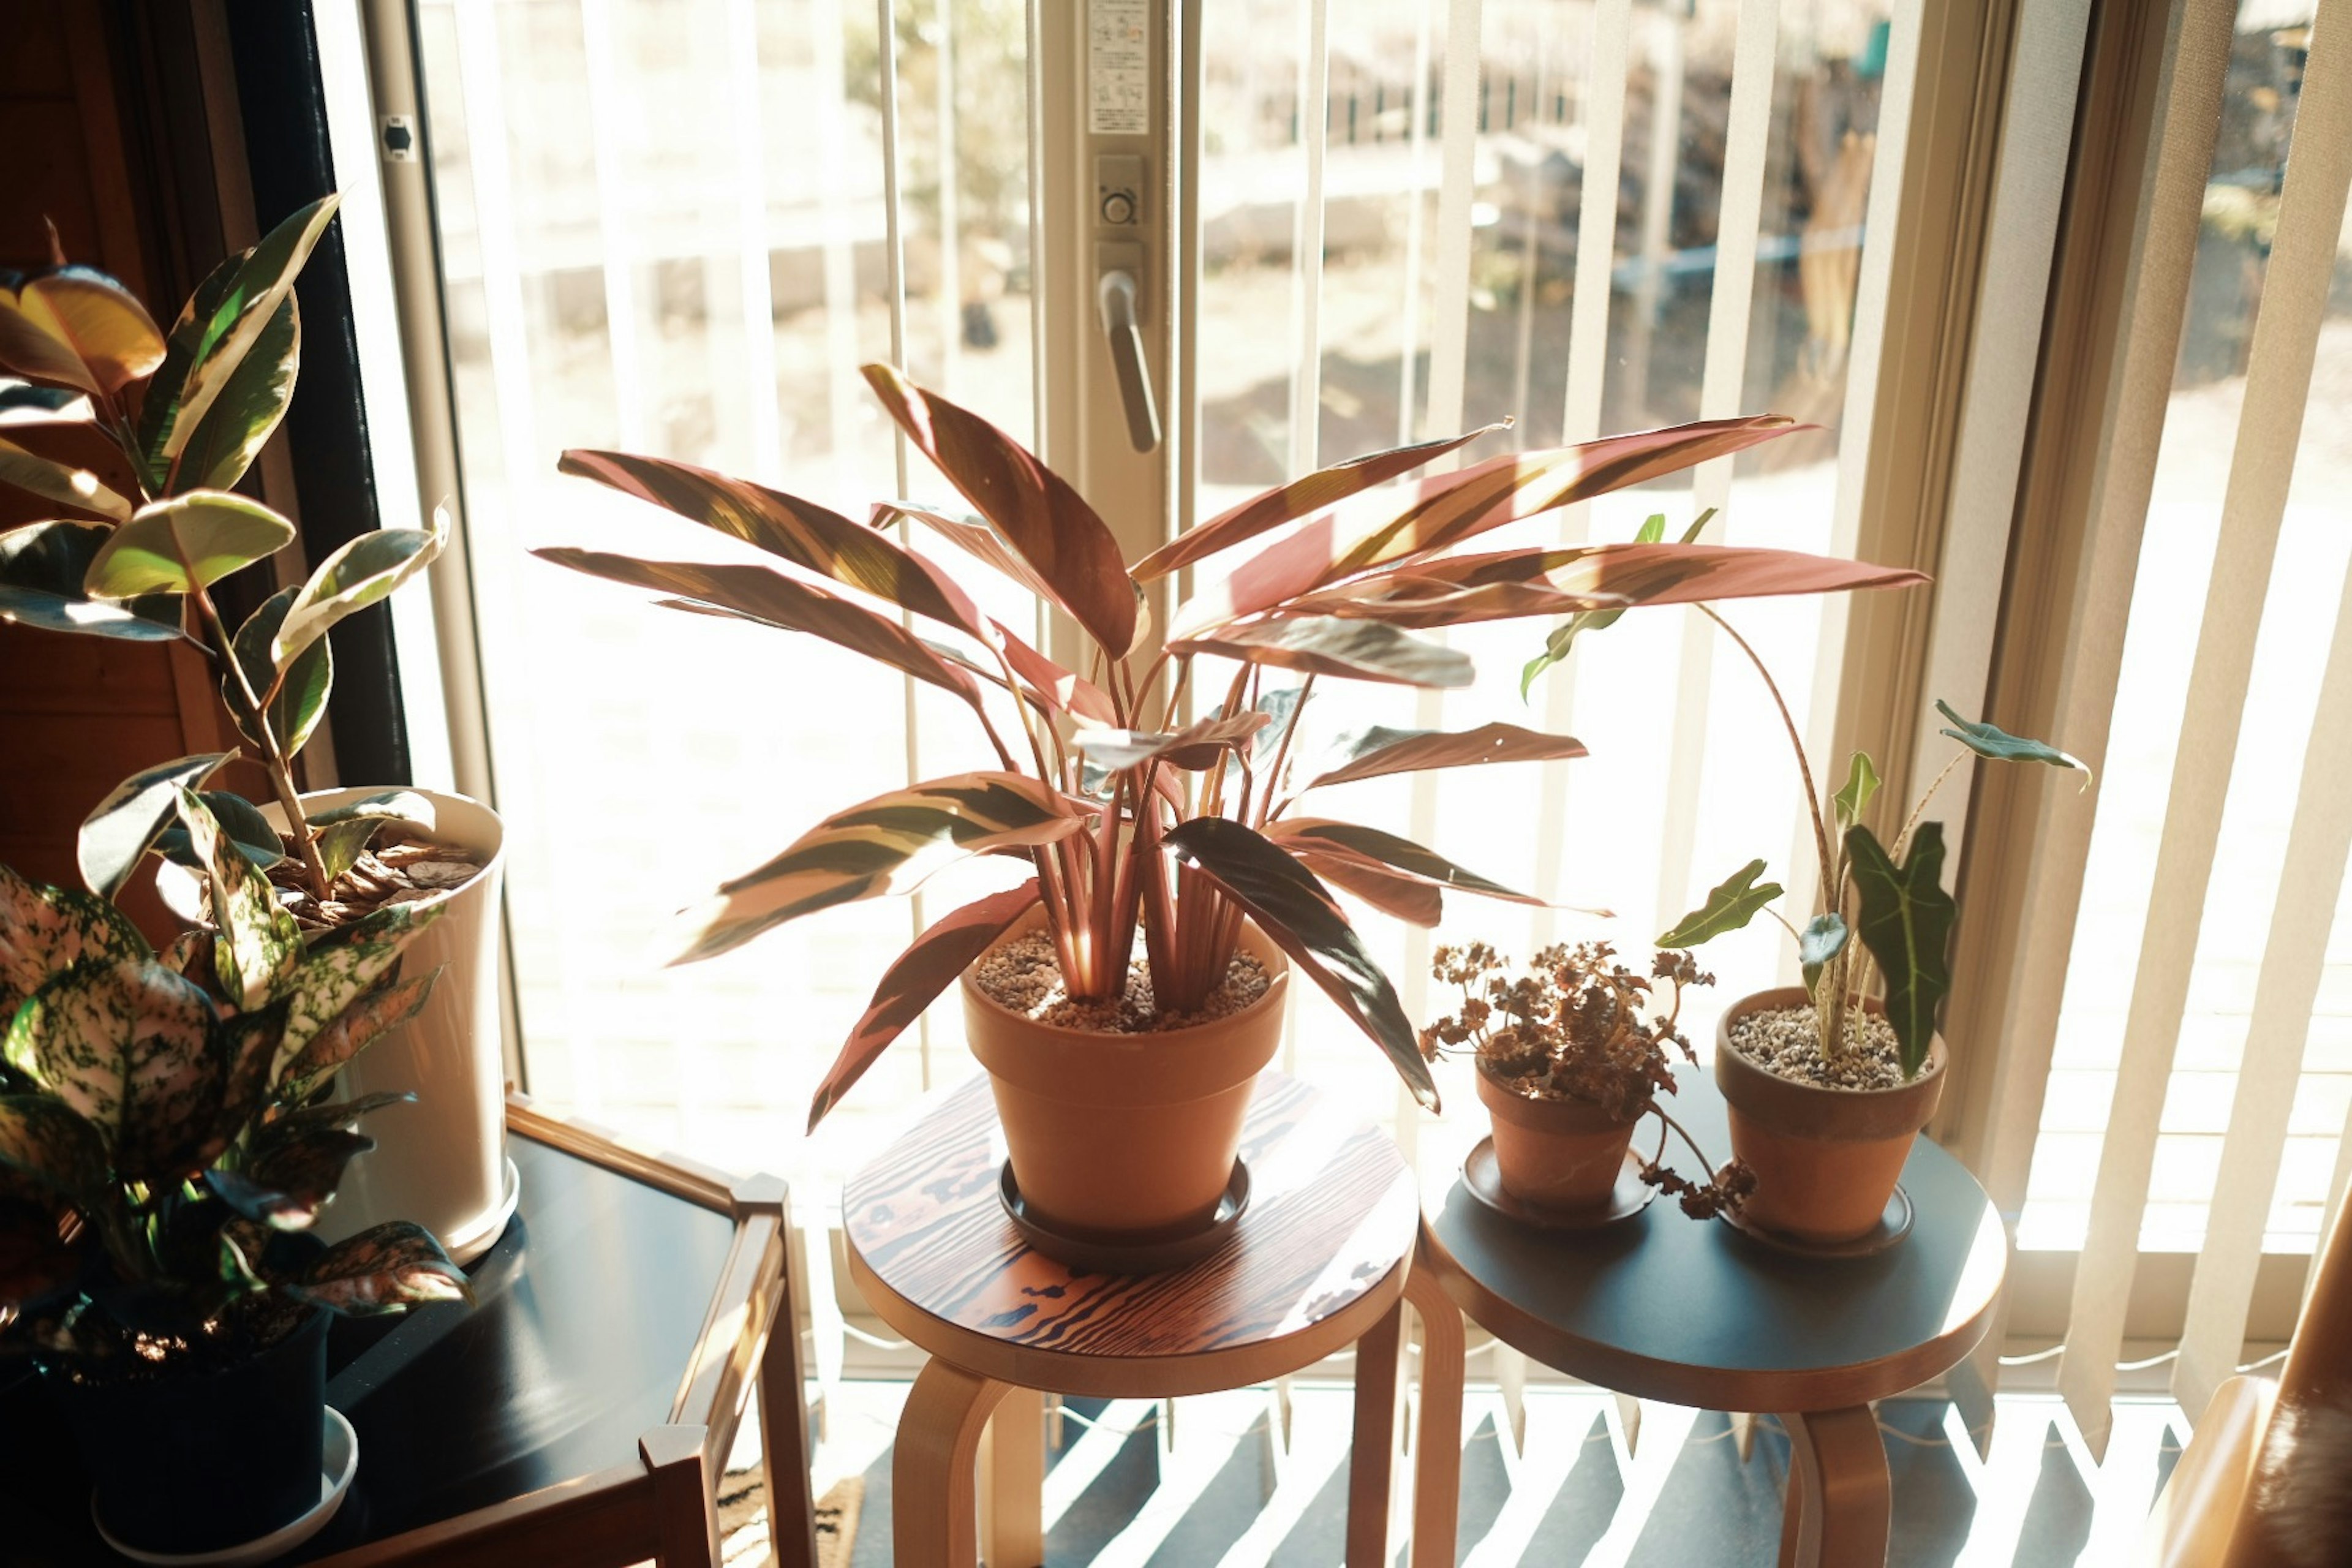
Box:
left=998, top=1159, right=1250, bottom=1275
left=1461, top=1137, right=1657, bottom=1231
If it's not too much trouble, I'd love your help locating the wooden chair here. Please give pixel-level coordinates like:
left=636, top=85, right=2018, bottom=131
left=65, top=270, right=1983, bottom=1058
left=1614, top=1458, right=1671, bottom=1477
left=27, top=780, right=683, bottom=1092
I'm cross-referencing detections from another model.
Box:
left=2138, top=1193, right=2352, bottom=1567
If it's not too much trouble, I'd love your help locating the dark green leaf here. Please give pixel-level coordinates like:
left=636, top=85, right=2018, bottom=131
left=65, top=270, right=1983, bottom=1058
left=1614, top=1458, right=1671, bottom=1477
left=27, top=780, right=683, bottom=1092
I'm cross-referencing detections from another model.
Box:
left=83, top=491, right=295, bottom=597
left=151, top=790, right=287, bottom=874
left=290, top=1219, right=473, bottom=1314
left=177, top=787, right=300, bottom=1010
left=238, top=1126, right=376, bottom=1229
left=1845, top=823, right=1957, bottom=1078
left=0, top=521, right=183, bottom=641
left=227, top=586, right=332, bottom=758
left=77, top=753, right=234, bottom=902
left=169, top=296, right=297, bottom=492
left=1657, top=860, right=1783, bottom=948
left=1163, top=816, right=1439, bottom=1111
left=0, top=1095, right=108, bottom=1203
left=1935, top=700, right=2091, bottom=786
left=1799, top=913, right=1848, bottom=993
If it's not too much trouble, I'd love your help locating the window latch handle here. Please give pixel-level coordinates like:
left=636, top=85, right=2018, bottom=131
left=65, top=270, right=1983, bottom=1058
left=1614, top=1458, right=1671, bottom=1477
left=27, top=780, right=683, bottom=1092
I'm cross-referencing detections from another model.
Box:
left=1096, top=269, right=1161, bottom=453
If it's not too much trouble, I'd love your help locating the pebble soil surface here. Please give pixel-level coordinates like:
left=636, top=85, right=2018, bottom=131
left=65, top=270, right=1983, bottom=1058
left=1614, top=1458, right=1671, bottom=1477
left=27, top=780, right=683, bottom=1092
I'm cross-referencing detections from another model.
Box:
left=1725, top=1004, right=1907, bottom=1090
left=973, top=931, right=1271, bottom=1034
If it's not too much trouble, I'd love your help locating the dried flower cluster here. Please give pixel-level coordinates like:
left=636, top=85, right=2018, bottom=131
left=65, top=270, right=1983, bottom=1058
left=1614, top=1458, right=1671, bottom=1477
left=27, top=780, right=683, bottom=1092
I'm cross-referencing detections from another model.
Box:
left=1422, top=941, right=1754, bottom=1219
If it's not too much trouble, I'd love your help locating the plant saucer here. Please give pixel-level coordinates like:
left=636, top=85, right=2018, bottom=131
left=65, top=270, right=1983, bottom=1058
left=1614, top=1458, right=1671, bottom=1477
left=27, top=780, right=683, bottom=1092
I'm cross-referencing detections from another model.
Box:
left=94, top=1406, right=358, bottom=1566
left=1721, top=1183, right=1915, bottom=1259
left=1461, top=1137, right=1657, bottom=1230
left=999, top=1159, right=1250, bottom=1274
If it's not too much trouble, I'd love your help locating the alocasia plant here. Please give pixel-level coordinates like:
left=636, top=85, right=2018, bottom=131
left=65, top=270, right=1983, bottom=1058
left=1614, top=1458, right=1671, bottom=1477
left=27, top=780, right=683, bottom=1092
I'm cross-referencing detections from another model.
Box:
left=1530, top=526, right=2091, bottom=1077
left=545, top=367, right=1929, bottom=1128
left=0, top=195, right=448, bottom=905
left=0, top=788, right=470, bottom=1370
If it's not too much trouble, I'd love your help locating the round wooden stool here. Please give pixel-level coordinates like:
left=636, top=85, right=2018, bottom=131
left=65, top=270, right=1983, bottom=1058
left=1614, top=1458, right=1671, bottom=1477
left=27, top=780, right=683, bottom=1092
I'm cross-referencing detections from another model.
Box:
left=1413, top=1062, right=2007, bottom=1568
left=843, top=1071, right=1443, bottom=1567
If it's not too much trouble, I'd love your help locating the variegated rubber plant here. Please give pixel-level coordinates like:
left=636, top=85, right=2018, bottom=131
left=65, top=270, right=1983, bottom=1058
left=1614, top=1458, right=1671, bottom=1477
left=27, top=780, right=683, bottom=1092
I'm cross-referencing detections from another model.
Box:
left=1529, top=555, right=2089, bottom=1077
left=0, top=788, right=470, bottom=1371
left=0, top=195, right=448, bottom=906
left=545, top=367, right=1929, bottom=1128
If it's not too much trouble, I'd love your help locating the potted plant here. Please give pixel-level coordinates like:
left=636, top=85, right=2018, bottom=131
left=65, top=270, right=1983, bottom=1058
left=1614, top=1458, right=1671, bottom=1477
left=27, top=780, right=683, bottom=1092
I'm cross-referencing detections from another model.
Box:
left=540, top=364, right=1920, bottom=1258
left=0, top=791, right=472, bottom=1558
left=1419, top=940, right=1750, bottom=1218
left=0, top=198, right=513, bottom=1262
left=1529, top=571, right=2087, bottom=1243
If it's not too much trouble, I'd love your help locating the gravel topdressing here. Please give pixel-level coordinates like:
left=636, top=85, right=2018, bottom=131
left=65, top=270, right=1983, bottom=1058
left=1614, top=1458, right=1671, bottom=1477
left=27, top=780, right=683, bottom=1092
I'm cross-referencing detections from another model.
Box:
left=972, top=932, right=1271, bottom=1034
left=1726, top=1004, right=1905, bottom=1090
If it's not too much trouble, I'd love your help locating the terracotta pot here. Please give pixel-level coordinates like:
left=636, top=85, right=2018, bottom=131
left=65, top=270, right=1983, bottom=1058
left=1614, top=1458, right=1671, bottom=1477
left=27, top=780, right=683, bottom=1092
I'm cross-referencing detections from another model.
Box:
left=162, top=788, right=514, bottom=1264
left=1714, top=986, right=1947, bottom=1244
left=962, top=911, right=1289, bottom=1242
left=1474, top=1060, right=1640, bottom=1211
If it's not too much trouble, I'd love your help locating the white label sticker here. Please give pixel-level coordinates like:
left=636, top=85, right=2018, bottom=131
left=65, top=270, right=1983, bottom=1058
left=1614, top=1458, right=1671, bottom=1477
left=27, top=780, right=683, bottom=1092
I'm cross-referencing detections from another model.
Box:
left=1089, top=0, right=1149, bottom=136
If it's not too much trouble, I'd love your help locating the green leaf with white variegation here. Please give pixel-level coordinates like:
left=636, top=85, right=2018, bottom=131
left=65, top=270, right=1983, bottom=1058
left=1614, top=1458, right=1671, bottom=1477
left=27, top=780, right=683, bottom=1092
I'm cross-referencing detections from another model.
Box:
left=151, top=790, right=286, bottom=875
left=206, top=998, right=287, bottom=1158
left=1657, top=859, right=1783, bottom=948
left=1845, top=823, right=1957, bottom=1079
left=807, top=883, right=1042, bottom=1132
left=302, top=792, right=435, bottom=888
left=0, top=434, right=132, bottom=521
left=138, top=195, right=339, bottom=488
left=0, top=862, right=150, bottom=1019
left=0, top=1095, right=108, bottom=1204
left=274, top=967, right=437, bottom=1099
left=672, top=773, right=1090, bottom=965
left=1163, top=816, right=1439, bottom=1111
left=234, top=1126, right=375, bottom=1229
left=271, top=897, right=448, bottom=1076
left=1799, top=913, right=1848, bottom=994
left=1934, top=701, right=2092, bottom=787
left=271, top=507, right=448, bottom=670
left=83, top=491, right=296, bottom=597
left=226, top=586, right=332, bottom=758
left=177, top=788, right=300, bottom=1011
left=167, top=295, right=297, bottom=493
left=77, top=752, right=234, bottom=902
left=290, top=1219, right=472, bottom=1314
left=0, top=267, right=166, bottom=398
left=0, top=521, right=184, bottom=641
left=4, top=959, right=222, bottom=1182
left=1833, top=751, right=1881, bottom=835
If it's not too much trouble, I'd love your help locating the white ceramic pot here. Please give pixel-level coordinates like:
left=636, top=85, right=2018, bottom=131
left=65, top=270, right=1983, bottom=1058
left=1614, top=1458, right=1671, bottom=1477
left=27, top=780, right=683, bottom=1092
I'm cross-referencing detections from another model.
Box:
left=162, top=788, right=516, bottom=1265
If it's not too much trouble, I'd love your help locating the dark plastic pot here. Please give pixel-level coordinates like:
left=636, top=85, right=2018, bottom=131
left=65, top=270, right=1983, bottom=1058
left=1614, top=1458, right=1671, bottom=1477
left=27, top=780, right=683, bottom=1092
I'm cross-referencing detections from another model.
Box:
left=50, top=1306, right=331, bottom=1555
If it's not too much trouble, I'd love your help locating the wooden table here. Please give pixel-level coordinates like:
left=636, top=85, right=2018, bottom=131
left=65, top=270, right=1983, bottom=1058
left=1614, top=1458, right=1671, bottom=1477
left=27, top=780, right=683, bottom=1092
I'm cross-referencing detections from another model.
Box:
left=842, top=1072, right=1450, bottom=1567
left=1412, top=1063, right=2007, bottom=1568
left=0, top=1096, right=816, bottom=1567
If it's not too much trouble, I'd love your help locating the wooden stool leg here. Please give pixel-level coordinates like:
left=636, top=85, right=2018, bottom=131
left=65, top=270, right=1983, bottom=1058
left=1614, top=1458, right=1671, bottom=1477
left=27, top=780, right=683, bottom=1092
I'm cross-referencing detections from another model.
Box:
left=978, top=1387, right=1045, bottom=1568
left=1405, top=1267, right=1464, bottom=1568
left=758, top=1257, right=820, bottom=1568
left=641, top=1424, right=720, bottom=1568
left=1780, top=1406, right=1890, bottom=1568
left=1346, top=1295, right=1408, bottom=1568
left=897, top=1359, right=1013, bottom=1567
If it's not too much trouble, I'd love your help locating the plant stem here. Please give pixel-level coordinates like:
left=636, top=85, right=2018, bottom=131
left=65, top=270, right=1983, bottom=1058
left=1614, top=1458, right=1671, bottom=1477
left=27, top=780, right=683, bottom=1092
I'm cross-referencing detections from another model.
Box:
left=1254, top=673, right=1314, bottom=830
left=1892, top=749, right=1968, bottom=861
left=188, top=584, right=331, bottom=898
left=1697, top=605, right=1833, bottom=901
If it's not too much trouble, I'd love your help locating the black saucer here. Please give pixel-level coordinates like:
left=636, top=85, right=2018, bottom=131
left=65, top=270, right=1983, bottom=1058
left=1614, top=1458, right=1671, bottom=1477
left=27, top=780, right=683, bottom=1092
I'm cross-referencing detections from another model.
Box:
left=997, top=1159, right=1250, bottom=1274
left=1460, top=1137, right=1657, bottom=1231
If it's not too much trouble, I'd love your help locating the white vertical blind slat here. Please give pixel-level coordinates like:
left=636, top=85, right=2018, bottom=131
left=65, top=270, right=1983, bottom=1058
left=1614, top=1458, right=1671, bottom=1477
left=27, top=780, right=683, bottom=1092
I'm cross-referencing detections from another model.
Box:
left=1393, top=0, right=1436, bottom=443
left=1652, top=0, right=1777, bottom=933
left=1420, top=0, right=1483, bottom=443
left=933, top=0, right=963, bottom=391
left=1286, top=0, right=1330, bottom=477
left=1528, top=0, right=1629, bottom=938
left=726, top=0, right=783, bottom=481
left=577, top=0, right=648, bottom=450
left=2059, top=0, right=2352, bottom=1454
left=2174, top=546, right=2352, bottom=1417
left=815, top=0, right=864, bottom=499
left=1947, top=0, right=2238, bottom=1447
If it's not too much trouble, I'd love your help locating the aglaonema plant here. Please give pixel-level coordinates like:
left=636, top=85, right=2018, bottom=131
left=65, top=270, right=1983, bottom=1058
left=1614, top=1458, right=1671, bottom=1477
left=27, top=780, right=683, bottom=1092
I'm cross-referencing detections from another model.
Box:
left=0, top=790, right=470, bottom=1370
left=1526, top=540, right=2088, bottom=1077
left=543, top=366, right=1928, bottom=1129
left=0, top=195, right=448, bottom=906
